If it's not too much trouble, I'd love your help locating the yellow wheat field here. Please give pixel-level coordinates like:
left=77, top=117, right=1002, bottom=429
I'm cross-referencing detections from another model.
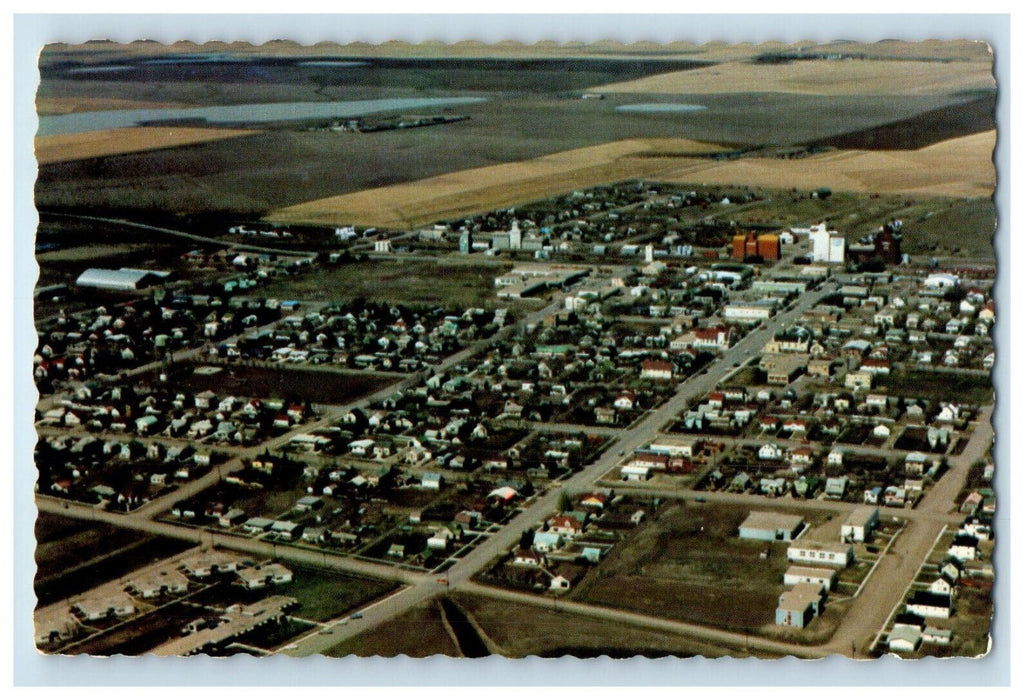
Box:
left=267, top=131, right=995, bottom=229
left=35, top=127, right=258, bottom=165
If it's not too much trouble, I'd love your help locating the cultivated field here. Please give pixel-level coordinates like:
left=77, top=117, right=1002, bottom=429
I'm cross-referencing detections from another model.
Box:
left=35, top=127, right=259, bottom=165
left=35, top=96, right=189, bottom=116
left=267, top=138, right=723, bottom=229
left=648, top=131, right=996, bottom=199
left=589, top=56, right=995, bottom=97
left=268, top=130, right=995, bottom=229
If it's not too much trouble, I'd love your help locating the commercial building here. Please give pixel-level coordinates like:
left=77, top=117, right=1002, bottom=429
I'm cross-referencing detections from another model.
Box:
left=738, top=511, right=805, bottom=542
left=75, top=267, right=170, bottom=291
left=776, top=583, right=824, bottom=628
left=732, top=232, right=781, bottom=261
left=840, top=506, right=880, bottom=543
left=787, top=541, right=854, bottom=567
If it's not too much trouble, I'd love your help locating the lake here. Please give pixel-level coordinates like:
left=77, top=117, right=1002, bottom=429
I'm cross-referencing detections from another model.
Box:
left=615, top=103, right=708, bottom=113
left=37, top=97, right=489, bottom=137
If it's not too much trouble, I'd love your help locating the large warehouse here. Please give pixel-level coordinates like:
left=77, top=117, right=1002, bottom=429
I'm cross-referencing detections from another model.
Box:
left=75, top=267, right=170, bottom=292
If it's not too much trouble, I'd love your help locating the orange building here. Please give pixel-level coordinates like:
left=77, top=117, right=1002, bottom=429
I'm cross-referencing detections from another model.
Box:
left=732, top=232, right=781, bottom=261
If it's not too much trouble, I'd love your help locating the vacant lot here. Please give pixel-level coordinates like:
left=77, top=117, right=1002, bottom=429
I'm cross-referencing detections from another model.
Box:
left=142, top=363, right=397, bottom=405
left=589, top=56, right=995, bottom=97
left=875, top=368, right=995, bottom=405
left=450, top=592, right=755, bottom=658
left=324, top=598, right=459, bottom=658
left=36, top=127, right=258, bottom=165
left=572, top=502, right=834, bottom=633
left=260, top=259, right=507, bottom=308
left=34, top=515, right=194, bottom=608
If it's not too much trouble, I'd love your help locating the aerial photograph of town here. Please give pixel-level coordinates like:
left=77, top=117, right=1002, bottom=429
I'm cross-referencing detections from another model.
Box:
left=28, top=30, right=999, bottom=664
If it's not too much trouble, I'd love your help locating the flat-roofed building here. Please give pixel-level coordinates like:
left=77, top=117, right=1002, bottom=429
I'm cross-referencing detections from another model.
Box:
left=738, top=511, right=805, bottom=542
left=787, top=541, right=854, bottom=567
left=840, top=506, right=880, bottom=543
left=776, top=582, right=824, bottom=628
left=783, top=566, right=837, bottom=592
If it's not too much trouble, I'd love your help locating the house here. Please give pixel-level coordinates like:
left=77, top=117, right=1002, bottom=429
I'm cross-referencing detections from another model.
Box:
left=790, top=447, right=813, bottom=467
left=825, top=476, right=849, bottom=500
left=269, top=521, right=303, bottom=540
left=783, top=566, right=837, bottom=592
left=887, top=625, right=922, bottom=653
left=906, top=590, right=952, bottom=619
left=922, top=627, right=953, bottom=646
left=533, top=531, right=564, bottom=553
left=613, top=392, right=637, bottom=410
left=905, top=452, right=929, bottom=477
left=787, top=542, right=853, bottom=567
left=864, top=487, right=883, bottom=505
left=948, top=533, right=980, bottom=562
left=73, top=593, right=137, bottom=621
left=871, top=424, right=891, bottom=440
left=840, top=507, right=879, bottom=543
left=640, top=359, right=674, bottom=381
left=507, top=547, right=541, bottom=568
left=827, top=447, right=845, bottom=467
left=421, top=472, right=443, bottom=490
left=776, top=583, right=824, bottom=628
left=548, top=514, right=584, bottom=537
left=738, top=511, right=804, bottom=542
left=237, top=563, right=293, bottom=589
left=241, top=517, right=275, bottom=535
left=620, top=465, right=651, bottom=481
left=129, top=570, right=190, bottom=599
left=884, top=486, right=907, bottom=508
left=758, top=443, right=783, bottom=461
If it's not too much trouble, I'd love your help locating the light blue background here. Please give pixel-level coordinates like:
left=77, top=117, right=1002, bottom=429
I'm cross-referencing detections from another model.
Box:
left=12, top=12, right=1011, bottom=687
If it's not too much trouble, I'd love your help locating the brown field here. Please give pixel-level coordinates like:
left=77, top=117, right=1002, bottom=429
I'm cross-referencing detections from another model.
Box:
left=450, top=593, right=753, bottom=658
left=590, top=57, right=995, bottom=96
left=35, top=96, right=189, bottom=116
left=268, top=130, right=995, bottom=229
left=650, top=131, right=996, bottom=199
left=35, top=126, right=259, bottom=165
left=267, top=138, right=726, bottom=229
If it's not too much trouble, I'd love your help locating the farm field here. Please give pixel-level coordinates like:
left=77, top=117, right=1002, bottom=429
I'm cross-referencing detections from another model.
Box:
left=267, top=138, right=723, bottom=229
left=35, top=127, right=258, bottom=165
left=589, top=55, right=995, bottom=97
left=258, top=259, right=508, bottom=308
left=36, top=96, right=191, bottom=116
left=268, top=130, right=995, bottom=229
left=36, top=90, right=985, bottom=219
left=140, top=364, right=398, bottom=406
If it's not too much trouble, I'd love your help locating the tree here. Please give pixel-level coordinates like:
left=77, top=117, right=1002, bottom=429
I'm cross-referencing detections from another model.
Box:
left=519, top=529, right=534, bottom=549
left=557, top=490, right=573, bottom=513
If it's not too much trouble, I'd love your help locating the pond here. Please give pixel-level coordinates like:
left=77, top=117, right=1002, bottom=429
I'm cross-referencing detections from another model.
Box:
left=37, top=97, right=489, bottom=136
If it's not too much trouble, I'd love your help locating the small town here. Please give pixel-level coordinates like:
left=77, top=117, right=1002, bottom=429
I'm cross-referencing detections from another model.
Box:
left=27, top=35, right=999, bottom=668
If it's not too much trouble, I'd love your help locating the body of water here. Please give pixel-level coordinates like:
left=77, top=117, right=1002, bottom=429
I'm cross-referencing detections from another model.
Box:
left=615, top=103, right=708, bottom=113
left=37, top=97, right=489, bottom=136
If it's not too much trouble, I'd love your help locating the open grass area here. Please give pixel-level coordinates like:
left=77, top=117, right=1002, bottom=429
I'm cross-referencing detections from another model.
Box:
left=274, top=565, right=398, bottom=622
left=323, top=598, right=459, bottom=657
left=142, top=363, right=398, bottom=405
left=875, top=368, right=995, bottom=405
left=450, top=592, right=755, bottom=658
left=259, top=259, right=507, bottom=308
